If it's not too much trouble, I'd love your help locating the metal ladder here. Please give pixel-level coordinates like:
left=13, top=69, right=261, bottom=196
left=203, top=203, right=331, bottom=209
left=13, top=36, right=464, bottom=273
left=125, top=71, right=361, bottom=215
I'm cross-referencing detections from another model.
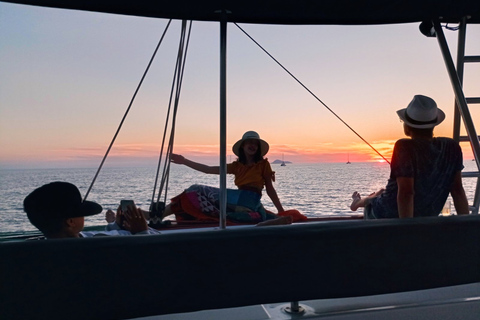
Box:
left=433, top=18, right=480, bottom=214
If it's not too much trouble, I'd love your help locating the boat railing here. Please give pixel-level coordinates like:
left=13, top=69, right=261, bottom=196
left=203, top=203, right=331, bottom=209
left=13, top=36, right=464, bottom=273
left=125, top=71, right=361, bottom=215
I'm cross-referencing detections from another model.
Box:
left=2, top=215, right=480, bottom=320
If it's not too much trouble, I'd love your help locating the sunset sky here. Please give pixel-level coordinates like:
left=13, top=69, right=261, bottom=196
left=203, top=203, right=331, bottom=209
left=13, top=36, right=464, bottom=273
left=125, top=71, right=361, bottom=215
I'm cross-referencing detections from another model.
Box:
left=1, top=2, right=479, bottom=169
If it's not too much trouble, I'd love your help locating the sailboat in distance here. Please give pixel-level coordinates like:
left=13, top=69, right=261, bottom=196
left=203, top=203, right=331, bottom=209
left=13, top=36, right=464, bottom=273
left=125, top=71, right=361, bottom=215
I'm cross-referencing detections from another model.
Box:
left=281, top=153, right=286, bottom=166
left=346, top=153, right=351, bottom=164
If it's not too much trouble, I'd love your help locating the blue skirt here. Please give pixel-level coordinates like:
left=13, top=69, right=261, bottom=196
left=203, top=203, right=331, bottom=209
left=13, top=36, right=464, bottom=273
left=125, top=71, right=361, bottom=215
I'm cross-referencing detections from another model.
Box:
left=170, top=184, right=276, bottom=223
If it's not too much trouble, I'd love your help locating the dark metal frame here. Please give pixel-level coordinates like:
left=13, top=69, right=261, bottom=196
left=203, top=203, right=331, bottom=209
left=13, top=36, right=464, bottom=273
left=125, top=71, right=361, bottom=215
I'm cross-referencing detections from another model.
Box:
left=434, top=19, right=480, bottom=214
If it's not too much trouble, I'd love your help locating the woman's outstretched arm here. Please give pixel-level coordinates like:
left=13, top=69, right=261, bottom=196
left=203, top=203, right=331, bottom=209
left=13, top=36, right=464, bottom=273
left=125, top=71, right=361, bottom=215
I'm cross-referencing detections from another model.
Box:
left=170, top=153, right=220, bottom=174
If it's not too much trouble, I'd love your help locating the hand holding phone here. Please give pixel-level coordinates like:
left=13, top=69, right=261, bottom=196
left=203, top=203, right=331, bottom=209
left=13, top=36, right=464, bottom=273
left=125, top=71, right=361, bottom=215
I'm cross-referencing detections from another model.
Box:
left=120, top=200, right=148, bottom=234
left=120, top=200, right=135, bottom=212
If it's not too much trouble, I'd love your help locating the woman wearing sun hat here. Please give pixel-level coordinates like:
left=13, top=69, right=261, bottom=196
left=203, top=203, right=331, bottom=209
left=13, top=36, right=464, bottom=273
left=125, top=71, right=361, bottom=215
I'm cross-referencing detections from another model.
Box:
left=160, top=131, right=297, bottom=224
left=350, top=95, right=469, bottom=218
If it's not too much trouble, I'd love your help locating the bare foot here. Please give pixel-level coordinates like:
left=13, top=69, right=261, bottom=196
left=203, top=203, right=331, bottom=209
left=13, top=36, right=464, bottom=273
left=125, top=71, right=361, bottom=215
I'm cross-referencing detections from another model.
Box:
left=105, top=209, right=116, bottom=223
left=350, top=192, right=362, bottom=211
left=161, top=204, right=173, bottom=219
left=256, top=216, right=293, bottom=227
left=350, top=189, right=385, bottom=211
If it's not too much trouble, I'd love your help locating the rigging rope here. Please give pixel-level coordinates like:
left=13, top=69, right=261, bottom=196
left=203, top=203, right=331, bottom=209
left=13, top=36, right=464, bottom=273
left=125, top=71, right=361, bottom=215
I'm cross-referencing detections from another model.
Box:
left=83, top=20, right=172, bottom=202
left=234, top=23, right=391, bottom=164
left=151, top=20, right=192, bottom=210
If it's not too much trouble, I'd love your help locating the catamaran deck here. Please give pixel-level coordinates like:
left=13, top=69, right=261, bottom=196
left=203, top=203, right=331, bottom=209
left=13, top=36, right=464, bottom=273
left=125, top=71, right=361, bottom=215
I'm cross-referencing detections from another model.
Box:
left=139, top=283, right=480, bottom=319
left=2, top=216, right=480, bottom=320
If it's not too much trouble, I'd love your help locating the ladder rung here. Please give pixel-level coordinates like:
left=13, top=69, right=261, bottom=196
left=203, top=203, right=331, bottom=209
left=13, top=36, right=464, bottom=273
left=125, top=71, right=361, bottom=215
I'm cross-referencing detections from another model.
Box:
left=466, top=97, right=480, bottom=104
left=464, top=56, right=480, bottom=63
left=458, top=136, right=480, bottom=142
left=462, top=171, right=480, bottom=178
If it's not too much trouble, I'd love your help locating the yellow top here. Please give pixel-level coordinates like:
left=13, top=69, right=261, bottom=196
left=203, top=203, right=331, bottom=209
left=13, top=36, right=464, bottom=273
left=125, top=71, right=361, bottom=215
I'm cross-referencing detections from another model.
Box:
left=227, top=159, right=274, bottom=193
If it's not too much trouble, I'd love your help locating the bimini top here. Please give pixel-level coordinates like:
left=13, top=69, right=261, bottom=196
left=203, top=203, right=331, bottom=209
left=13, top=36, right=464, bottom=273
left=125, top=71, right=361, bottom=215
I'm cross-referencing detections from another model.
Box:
left=4, top=0, right=480, bottom=24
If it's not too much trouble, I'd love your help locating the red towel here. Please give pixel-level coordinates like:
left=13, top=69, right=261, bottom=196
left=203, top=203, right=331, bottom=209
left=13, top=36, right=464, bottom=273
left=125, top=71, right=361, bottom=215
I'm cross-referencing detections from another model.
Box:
left=278, top=209, right=308, bottom=222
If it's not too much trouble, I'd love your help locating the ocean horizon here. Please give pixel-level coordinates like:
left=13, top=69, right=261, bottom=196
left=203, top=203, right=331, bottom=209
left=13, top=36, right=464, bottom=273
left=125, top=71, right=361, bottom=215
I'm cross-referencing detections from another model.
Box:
left=1, top=161, right=477, bottom=234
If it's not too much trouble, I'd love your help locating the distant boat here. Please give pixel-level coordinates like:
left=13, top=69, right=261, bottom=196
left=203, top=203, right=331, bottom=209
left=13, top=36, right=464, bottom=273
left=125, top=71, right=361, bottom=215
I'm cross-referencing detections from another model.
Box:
left=281, top=153, right=286, bottom=166
left=346, top=153, right=351, bottom=164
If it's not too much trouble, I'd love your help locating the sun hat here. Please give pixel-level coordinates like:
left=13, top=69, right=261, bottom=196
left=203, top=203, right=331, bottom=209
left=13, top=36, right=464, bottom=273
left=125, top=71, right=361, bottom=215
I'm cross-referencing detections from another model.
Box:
left=232, top=131, right=269, bottom=157
left=396, top=95, right=445, bottom=129
left=24, top=182, right=103, bottom=225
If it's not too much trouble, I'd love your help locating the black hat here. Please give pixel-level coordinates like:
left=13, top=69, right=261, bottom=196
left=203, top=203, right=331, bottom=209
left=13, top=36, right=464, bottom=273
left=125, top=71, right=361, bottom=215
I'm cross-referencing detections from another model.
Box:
left=24, top=182, right=103, bottom=226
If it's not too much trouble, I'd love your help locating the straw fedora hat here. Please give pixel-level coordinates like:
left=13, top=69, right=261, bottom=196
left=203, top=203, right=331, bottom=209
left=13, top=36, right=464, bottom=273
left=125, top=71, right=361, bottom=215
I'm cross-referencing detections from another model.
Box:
left=232, top=131, right=269, bottom=157
left=396, top=95, right=445, bottom=129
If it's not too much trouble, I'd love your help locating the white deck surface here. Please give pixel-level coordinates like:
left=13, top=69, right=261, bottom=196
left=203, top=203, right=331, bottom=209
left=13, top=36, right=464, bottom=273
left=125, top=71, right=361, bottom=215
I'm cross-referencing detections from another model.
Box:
left=135, top=283, right=480, bottom=319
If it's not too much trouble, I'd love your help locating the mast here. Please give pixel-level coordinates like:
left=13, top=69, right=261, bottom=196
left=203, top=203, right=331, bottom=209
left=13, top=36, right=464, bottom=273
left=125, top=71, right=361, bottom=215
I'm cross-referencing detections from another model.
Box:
left=218, top=10, right=228, bottom=229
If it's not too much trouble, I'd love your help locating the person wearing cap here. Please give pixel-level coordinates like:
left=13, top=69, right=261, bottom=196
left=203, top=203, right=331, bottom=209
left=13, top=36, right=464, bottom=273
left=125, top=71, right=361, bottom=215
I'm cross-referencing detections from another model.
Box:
left=350, top=95, right=469, bottom=218
left=160, top=131, right=291, bottom=224
left=23, top=181, right=159, bottom=238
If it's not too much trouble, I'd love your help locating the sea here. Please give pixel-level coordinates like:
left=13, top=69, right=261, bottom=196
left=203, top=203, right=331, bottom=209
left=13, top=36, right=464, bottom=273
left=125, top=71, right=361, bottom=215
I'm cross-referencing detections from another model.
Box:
left=1, top=161, right=478, bottom=234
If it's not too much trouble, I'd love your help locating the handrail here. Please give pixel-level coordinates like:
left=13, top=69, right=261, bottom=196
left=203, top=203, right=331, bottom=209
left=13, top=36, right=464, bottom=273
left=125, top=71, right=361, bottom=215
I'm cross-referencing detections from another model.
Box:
left=2, top=216, right=480, bottom=320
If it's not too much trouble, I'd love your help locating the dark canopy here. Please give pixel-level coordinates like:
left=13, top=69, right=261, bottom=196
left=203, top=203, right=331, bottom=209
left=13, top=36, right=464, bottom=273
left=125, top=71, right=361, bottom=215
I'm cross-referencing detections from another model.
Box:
left=3, top=0, right=480, bottom=24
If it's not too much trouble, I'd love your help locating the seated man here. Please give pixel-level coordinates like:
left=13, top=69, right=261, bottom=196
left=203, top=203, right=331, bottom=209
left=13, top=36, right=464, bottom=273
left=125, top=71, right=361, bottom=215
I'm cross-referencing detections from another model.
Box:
left=350, top=95, right=469, bottom=218
left=24, top=181, right=291, bottom=239
left=23, top=181, right=159, bottom=238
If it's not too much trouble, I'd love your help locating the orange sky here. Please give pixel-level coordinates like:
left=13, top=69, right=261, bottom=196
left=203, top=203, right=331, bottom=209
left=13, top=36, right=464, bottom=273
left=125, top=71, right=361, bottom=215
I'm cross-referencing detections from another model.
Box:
left=4, top=136, right=472, bottom=168
left=0, top=4, right=479, bottom=169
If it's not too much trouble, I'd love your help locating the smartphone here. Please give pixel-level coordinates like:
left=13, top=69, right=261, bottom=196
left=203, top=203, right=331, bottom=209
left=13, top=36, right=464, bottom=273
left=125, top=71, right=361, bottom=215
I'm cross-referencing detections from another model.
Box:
left=120, top=200, right=135, bottom=212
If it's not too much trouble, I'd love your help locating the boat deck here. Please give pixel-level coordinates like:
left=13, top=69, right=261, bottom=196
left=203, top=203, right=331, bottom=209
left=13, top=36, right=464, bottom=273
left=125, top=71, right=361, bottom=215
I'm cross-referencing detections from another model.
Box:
left=140, top=283, right=480, bottom=320
left=2, top=216, right=480, bottom=320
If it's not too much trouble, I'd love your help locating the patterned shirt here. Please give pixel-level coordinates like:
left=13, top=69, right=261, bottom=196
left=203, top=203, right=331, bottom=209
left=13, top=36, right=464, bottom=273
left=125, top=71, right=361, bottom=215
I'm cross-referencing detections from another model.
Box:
left=371, top=137, right=463, bottom=218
